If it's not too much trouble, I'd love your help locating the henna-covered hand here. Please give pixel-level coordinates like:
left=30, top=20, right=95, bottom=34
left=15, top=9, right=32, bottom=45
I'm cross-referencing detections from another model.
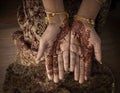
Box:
left=36, top=19, right=70, bottom=83
left=56, top=20, right=70, bottom=79
left=70, top=20, right=101, bottom=84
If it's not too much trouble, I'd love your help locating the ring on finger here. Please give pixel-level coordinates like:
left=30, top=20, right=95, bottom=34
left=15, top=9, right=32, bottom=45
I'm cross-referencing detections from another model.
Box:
left=53, top=55, right=57, bottom=58
left=80, top=56, right=84, bottom=61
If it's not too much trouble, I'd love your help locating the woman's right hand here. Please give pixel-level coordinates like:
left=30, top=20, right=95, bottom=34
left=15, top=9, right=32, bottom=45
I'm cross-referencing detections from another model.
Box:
left=36, top=19, right=70, bottom=83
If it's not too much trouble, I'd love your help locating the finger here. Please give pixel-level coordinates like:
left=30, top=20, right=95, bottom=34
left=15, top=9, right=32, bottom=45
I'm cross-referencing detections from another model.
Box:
left=70, top=52, right=76, bottom=72
left=53, top=55, right=59, bottom=83
left=84, top=58, right=91, bottom=81
left=63, top=51, right=69, bottom=72
left=36, top=40, right=46, bottom=61
left=74, top=55, right=80, bottom=81
left=94, top=42, right=102, bottom=64
left=79, top=58, right=85, bottom=84
left=45, top=55, right=53, bottom=80
left=58, top=53, right=64, bottom=80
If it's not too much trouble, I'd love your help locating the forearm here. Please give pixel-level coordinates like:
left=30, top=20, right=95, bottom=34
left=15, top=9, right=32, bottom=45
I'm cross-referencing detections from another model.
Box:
left=77, top=0, right=102, bottom=20
left=42, top=0, right=64, bottom=12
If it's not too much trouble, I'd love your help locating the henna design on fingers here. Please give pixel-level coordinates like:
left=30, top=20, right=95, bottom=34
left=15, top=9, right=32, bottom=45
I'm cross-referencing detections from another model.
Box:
left=53, top=55, right=59, bottom=83
left=84, top=51, right=92, bottom=80
left=45, top=55, right=53, bottom=79
left=79, top=58, right=85, bottom=84
left=46, top=55, right=53, bottom=70
left=72, top=20, right=94, bottom=82
left=70, top=52, right=76, bottom=72
left=74, top=55, right=80, bottom=81
left=53, top=55, right=58, bottom=75
left=43, top=18, right=69, bottom=82
left=52, top=19, right=69, bottom=82
left=58, top=54, right=64, bottom=80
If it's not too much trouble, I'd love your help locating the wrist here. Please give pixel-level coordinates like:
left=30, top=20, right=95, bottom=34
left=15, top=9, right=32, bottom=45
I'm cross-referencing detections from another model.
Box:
left=74, top=15, right=95, bottom=26
left=45, top=11, right=69, bottom=26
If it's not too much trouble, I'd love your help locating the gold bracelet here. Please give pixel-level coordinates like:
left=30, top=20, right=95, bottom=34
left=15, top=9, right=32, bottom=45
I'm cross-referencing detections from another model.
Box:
left=45, top=11, right=69, bottom=24
left=74, top=15, right=95, bottom=26
left=95, top=0, right=105, bottom=5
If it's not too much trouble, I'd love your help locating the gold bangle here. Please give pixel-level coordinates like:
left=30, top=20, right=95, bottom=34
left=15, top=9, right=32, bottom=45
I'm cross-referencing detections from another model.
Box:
left=95, top=0, right=104, bottom=5
left=45, top=11, right=69, bottom=24
left=74, top=15, right=95, bottom=26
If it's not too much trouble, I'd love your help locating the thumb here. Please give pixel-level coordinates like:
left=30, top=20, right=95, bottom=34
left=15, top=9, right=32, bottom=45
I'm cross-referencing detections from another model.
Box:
left=94, top=42, right=102, bottom=64
left=36, top=39, right=46, bottom=61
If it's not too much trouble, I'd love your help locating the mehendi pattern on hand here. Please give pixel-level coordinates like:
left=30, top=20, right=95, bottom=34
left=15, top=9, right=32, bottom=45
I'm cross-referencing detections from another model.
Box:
left=72, top=20, right=93, bottom=77
left=46, top=19, right=70, bottom=82
left=70, top=20, right=100, bottom=84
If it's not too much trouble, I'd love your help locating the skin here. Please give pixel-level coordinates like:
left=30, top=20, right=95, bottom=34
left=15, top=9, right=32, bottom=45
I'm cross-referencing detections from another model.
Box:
left=36, top=22, right=70, bottom=83
left=70, top=20, right=101, bottom=84
left=36, top=0, right=102, bottom=84
left=70, top=0, right=102, bottom=84
left=36, top=0, right=70, bottom=83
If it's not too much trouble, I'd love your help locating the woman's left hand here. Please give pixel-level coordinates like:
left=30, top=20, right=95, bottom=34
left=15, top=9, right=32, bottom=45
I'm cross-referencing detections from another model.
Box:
left=70, top=20, right=102, bottom=84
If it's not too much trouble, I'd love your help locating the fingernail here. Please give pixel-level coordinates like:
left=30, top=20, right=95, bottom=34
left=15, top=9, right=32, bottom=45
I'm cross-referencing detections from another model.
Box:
left=99, top=61, right=102, bottom=64
left=65, top=68, right=69, bottom=72
left=69, top=68, right=74, bottom=72
left=54, top=79, right=59, bottom=83
left=48, top=72, right=53, bottom=80
left=59, top=74, right=64, bottom=80
left=48, top=75, right=53, bottom=80
left=54, top=76, right=59, bottom=83
left=79, top=80, right=83, bottom=84
left=74, top=78, right=79, bottom=81
left=59, top=77, right=63, bottom=80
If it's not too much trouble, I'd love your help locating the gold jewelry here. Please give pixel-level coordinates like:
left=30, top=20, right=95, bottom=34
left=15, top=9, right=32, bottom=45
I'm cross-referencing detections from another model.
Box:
left=45, top=11, right=69, bottom=24
left=74, top=15, right=95, bottom=26
left=80, top=57, right=84, bottom=61
left=95, top=0, right=105, bottom=5
left=99, top=61, right=102, bottom=64
left=53, top=55, right=57, bottom=58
